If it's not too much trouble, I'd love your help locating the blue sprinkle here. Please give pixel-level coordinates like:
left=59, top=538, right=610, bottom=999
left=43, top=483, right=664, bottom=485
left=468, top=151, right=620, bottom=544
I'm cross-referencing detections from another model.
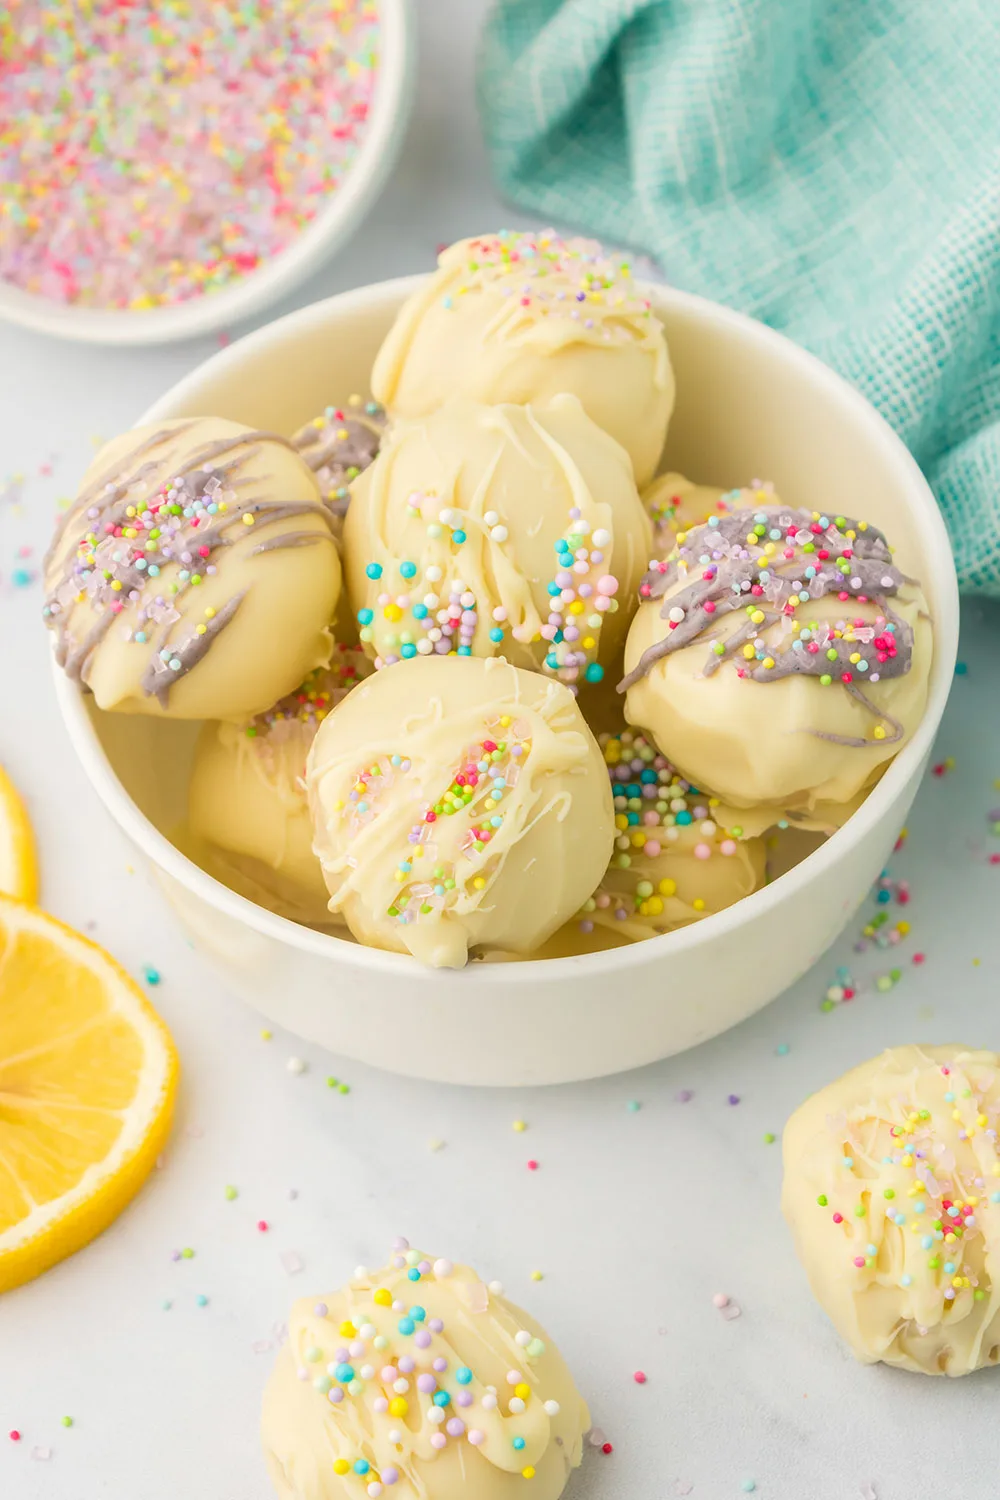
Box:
left=366, top=563, right=383, bottom=580
left=954, top=661, right=967, bottom=676
left=452, top=530, right=466, bottom=544
left=410, top=1306, right=426, bottom=1321
left=357, top=608, right=374, bottom=626
left=400, top=643, right=417, bottom=659
left=398, top=1318, right=415, bottom=1336
left=432, top=1390, right=451, bottom=1407
left=455, top=1367, right=473, bottom=1385
left=513, top=1437, right=526, bottom=1451
left=489, top=627, right=504, bottom=643
left=399, top=560, right=417, bottom=579
left=412, top=603, right=428, bottom=620
left=407, top=1267, right=421, bottom=1281
left=143, top=966, right=161, bottom=986
left=584, top=662, right=604, bottom=683
left=353, top=1459, right=370, bottom=1476
left=335, top=1363, right=354, bottom=1383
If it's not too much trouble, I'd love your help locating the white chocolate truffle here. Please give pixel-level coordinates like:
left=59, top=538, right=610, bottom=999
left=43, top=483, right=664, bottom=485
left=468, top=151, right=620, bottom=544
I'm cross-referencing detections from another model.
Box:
left=782, top=1045, right=1000, bottom=1376
left=189, top=649, right=371, bottom=926
left=262, top=1242, right=590, bottom=1500
left=291, top=396, right=387, bottom=540
left=343, top=395, right=650, bottom=687
left=573, top=730, right=765, bottom=942
left=643, top=474, right=779, bottom=557
left=44, top=418, right=341, bottom=720
left=372, top=230, right=673, bottom=486
left=306, top=655, right=615, bottom=968
left=622, top=507, right=932, bottom=824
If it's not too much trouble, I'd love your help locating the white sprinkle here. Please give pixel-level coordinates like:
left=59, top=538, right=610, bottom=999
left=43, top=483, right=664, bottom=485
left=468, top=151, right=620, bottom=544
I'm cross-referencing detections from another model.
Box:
left=488, top=1280, right=504, bottom=1296
left=434, top=1259, right=453, bottom=1278
left=543, top=1400, right=560, bottom=1416
left=515, top=1330, right=532, bottom=1348
left=281, top=1251, right=304, bottom=1275
left=286, top=1057, right=306, bottom=1075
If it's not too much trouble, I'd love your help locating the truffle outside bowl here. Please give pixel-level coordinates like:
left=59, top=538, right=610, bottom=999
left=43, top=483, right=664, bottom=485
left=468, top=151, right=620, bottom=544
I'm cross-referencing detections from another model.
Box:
left=0, top=0, right=414, bottom=347
left=51, top=277, right=959, bottom=1086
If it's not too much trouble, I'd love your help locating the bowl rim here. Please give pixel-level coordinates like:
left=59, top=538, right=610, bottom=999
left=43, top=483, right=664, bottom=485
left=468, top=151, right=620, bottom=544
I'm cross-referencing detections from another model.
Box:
left=0, top=0, right=415, bottom=348
left=50, top=275, right=960, bottom=981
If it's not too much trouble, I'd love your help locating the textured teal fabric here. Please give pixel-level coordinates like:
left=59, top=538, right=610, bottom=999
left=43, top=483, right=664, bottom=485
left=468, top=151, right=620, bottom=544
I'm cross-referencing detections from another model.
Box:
left=478, top=0, right=1000, bottom=594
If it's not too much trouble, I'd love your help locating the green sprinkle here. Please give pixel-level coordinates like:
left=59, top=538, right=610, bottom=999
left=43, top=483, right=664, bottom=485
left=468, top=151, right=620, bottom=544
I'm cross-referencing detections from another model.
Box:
left=817, top=1195, right=828, bottom=1206
left=224, top=1185, right=238, bottom=1201
left=326, top=1076, right=339, bottom=1089
left=61, top=1417, right=73, bottom=1429
left=763, top=1132, right=776, bottom=1145
left=181, top=1247, right=194, bottom=1259
left=338, top=1084, right=350, bottom=1095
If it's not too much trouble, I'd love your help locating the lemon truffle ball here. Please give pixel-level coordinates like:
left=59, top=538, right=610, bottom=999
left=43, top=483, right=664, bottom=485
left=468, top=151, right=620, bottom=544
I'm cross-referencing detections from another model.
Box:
left=622, top=506, right=932, bottom=827
left=372, top=230, right=673, bottom=486
left=643, top=474, right=780, bottom=558
left=291, top=396, right=387, bottom=539
left=343, top=395, right=650, bottom=688
left=783, top=1045, right=1000, bottom=1376
left=262, top=1238, right=590, bottom=1500
left=44, top=418, right=341, bottom=720
left=306, top=654, right=615, bottom=968
left=189, top=648, right=371, bottom=926
left=573, top=730, right=765, bottom=942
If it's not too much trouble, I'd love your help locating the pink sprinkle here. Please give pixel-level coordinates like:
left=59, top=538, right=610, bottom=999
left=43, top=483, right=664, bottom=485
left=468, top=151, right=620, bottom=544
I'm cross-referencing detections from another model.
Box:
left=712, top=1293, right=729, bottom=1308
left=853, top=1256, right=866, bottom=1268
left=633, top=1370, right=647, bottom=1384
left=527, top=1160, right=539, bottom=1171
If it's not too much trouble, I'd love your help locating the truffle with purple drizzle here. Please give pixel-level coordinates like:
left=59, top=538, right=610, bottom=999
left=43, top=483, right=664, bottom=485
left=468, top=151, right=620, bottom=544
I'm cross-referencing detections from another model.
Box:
left=290, top=395, right=387, bottom=540
left=620, top=506, right=932, bottom=828
left=43, top=417, right=342, bottom=720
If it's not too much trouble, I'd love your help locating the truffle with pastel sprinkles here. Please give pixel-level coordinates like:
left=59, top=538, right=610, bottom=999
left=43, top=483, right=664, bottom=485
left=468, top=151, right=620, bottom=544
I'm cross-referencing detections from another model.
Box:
left=573, top=730, right=766, bottom=940
left=783, top=1045, right=1000, bottom=1376
left=262, top=1238, right=590, bottom=1500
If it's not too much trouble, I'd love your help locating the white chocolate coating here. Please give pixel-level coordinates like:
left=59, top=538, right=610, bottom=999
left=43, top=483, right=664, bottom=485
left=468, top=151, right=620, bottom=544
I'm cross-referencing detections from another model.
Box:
left=344, top=396, right=650, bottom=687
left=623, top=510, right=932, bottom=822
left=782, top=1045, right=1000, bottom=1376
left=189, top=650, right=370, bottom=926
left=573, top=731, right=765, bottom=942
left=44, top=418, right=341, bottom=720
left=372, top=231, right=673, bottom=486
left=262, top=1243, right=589, bottom=1500
left=306, top=655, right=615, bottom=968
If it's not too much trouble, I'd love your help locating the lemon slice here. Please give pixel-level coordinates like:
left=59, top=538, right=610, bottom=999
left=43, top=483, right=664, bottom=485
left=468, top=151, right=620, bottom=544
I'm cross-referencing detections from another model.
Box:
left=0, top=765, right=38, bottom=903
left=0, top=895, right=178, bottom=1293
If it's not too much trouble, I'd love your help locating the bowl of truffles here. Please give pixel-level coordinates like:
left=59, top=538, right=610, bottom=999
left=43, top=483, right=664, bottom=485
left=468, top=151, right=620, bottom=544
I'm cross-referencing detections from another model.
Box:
left=47, top=231, right=958, bottom=1085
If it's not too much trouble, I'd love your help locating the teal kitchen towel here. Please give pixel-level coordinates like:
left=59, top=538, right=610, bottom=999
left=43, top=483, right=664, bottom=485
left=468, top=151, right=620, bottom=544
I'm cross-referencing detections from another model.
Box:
left=478, top=0, right=1000, bottom=595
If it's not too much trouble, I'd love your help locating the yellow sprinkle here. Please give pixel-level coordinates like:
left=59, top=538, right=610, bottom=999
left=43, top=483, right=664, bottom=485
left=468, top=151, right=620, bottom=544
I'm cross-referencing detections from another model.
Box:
left=242, top=512, right=255, bottom=525
left=260, top=1029, right=272, bottom=1041
left=472, top=877, right=486, bottom=890
left=762, top=656, right=775, bottom=670
left=205, top=606, right=216, bottom=619
left=522, top=1467, right=536, bottom=1480
left=514, top=1383, right=531, bottom=1401
left=389, top=1397, right=409, bottom=1418
left=195, top=624, right=207, bottom=636
left=692, top=898, right=706, bottom=911
left=513, top=1119, right=527, bottom=1132
left=333, top=1460, right=350, bottom=1476
left=374, top=1288, right=392, bottom=1306
left=530, top=1270, right=543, bottom=1281
left=742, top=643, right=755, bottom=659
left=339, top=1321, right=356, bottom=1338
left=873, top=726, right=886, bottom=740
left=383, top=603, right=403, bottom=622
left=658, top=878, right=677, bottom=897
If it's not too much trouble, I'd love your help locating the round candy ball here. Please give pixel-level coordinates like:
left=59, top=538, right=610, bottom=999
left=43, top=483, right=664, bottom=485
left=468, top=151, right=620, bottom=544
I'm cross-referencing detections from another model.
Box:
left=783, top=1045, right=1000, bottom=1376
left=343, top=394, right=650, bottom=686
left=188, top=648, right=370, bottom=926
left=372, top=230, right=673, bottom=486
left=263, top=1245, right=589, bottom=1500
left=622, top=506, right=932, bottom=828
left=44, top=418, right=341, bottom=720
left=305, top=654, right=615, bottom=968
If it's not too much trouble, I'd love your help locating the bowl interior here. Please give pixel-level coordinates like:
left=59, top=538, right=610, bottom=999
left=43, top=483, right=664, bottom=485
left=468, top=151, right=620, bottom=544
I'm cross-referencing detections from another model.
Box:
left=76, top=279, right=958, bottom=963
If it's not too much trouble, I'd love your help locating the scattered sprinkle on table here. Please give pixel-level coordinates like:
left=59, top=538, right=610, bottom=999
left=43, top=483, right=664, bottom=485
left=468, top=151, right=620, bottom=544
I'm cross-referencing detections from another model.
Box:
left=287, top=1057, right=307, bottom=1075
left=224, top=1185, right=238, bottom=1201
left=633, top=1370, right=647, bottom=1384
left=60, top=1417, right=72, bottom=1429
left=763, top=1132, right=776, bottom=1145
left=195, top=1294, right=209, bottom=1307
left=0, top=1, right=380, bottom=310
left=530, top=1270, right=543, bottom=1281
left=512, top=1119, right=527, bottom=1132
left=260, top=1029, right=273, bottom=1041
left=727, top=1093, right=740, bottom=1106
left=142, top=965, right=160, bottom=985
left=627, top=1100, right=641, bottom=1112
left=527, top=1159, right=539, bottom=1171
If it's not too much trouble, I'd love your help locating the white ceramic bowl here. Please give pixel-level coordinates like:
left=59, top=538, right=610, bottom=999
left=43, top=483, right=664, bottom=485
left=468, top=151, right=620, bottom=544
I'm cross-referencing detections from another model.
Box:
left=0, top=0, right=414, bottom=347
left=51, top=277, right=959, bottom=1085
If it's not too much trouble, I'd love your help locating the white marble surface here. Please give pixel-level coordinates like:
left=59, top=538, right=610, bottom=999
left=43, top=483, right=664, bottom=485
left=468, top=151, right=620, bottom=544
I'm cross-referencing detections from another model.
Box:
left=2, top=3, right=1000, bottom=1498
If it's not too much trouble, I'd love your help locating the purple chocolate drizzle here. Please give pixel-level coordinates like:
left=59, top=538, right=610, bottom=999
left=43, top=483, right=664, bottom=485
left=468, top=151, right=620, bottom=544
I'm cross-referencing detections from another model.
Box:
left=292, top=401, right=386, bottom=518
left=619, top=506, right=919, bottom=746
left=43, top=421, right=334, bottom=703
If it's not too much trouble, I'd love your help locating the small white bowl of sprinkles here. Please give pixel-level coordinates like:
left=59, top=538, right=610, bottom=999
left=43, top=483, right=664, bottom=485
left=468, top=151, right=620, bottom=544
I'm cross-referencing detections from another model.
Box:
left=0, top=0, right=414, bottom=345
